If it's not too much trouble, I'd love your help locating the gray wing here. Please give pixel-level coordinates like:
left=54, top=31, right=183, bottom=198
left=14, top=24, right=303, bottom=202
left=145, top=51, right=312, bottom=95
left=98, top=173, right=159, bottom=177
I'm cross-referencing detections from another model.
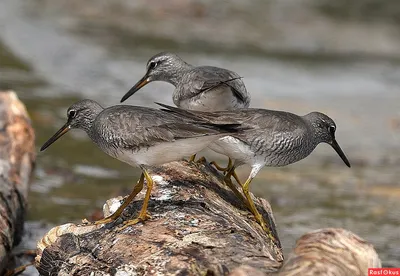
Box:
left=156, top=103, right=308, bottom=141
left=180, top=66, right=250, bottom=106
left=95, top=105, right=238, bottom=151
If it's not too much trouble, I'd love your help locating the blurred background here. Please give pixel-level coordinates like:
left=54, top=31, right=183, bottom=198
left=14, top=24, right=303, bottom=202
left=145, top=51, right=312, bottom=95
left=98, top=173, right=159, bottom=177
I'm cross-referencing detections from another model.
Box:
left=1, top=0, right=399, bottom=273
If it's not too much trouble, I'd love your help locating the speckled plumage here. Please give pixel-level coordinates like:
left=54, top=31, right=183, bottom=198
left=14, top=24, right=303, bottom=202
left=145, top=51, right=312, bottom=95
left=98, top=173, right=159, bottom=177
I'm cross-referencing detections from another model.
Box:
left=40, top=100, right=246, bottom=228
left=121, top=52, right=250, bottom=111
left=155, top=103, right=350, bottom=237
left=40, top=99, right=241, bottom=167
left=156, top=103, right=351, bottom=173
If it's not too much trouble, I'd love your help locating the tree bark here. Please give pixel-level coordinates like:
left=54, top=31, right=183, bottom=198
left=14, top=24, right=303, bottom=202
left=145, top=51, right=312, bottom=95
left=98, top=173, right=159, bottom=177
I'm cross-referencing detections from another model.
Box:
left=0, top=91, right=35, bottom=274
left=35, top=161, right=381, bottom=275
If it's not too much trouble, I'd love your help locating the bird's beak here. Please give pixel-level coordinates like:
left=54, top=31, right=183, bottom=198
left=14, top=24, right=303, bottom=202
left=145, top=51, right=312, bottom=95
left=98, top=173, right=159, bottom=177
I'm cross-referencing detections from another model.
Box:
left=40, top=122, right=71, bottom=151
left=120, top=74, right=150, bottom=103
left=330, top=139, right=351, bottom=167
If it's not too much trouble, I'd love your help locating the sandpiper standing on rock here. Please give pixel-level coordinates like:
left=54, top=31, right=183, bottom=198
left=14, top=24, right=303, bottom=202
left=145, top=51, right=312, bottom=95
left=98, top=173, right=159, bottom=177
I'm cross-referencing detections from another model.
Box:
left=40, top=99, right=242, bottom=229
left=157, top=103, right=351, bottom=240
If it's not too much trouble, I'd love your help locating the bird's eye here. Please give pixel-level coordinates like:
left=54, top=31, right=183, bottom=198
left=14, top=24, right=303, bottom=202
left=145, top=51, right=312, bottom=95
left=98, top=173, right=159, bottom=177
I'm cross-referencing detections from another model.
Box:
left=148, top=61, right=157, bottom=70
left=329, top=125, right=336, bottom=133
left=68, top=109, right=76, bottom=118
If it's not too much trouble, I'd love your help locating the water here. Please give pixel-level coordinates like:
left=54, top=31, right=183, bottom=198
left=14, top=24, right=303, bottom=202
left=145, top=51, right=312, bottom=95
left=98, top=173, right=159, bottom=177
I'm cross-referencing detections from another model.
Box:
left=0, top=0, right=399, bottom=273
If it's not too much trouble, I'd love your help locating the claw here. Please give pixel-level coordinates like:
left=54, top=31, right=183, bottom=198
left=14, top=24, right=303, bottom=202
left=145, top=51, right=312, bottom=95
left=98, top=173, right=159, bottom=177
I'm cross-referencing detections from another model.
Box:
left=117, top=213, right=151, bottom=231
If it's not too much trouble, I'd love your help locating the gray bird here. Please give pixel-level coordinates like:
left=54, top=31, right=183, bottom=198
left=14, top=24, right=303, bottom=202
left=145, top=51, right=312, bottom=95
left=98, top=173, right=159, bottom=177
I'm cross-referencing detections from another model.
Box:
left=120, top=52, right=250, bottom=166
left=40, top=99, right=242, bottom=229
left=157, top=103, right=351, bottom=240
left=120, top=52, right=250, bottom=111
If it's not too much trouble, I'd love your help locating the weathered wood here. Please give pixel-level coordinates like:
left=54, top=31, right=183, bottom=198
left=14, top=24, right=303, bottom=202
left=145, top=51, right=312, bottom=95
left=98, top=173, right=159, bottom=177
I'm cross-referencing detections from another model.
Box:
left=0, top=91, right=35, bottom=274
left=34, top=162, right=381, bottom=276
left=227, top=228, right=381, bottom=276
left=36, top=160, right=283, bottom=275
left=278, top=228, right=381, bottom=276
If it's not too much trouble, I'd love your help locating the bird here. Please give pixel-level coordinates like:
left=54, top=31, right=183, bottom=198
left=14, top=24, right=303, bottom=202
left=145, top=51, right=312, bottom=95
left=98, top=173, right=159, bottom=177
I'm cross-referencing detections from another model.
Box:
left=156, top=103, right=351, bottom=240
left=120, top=52, right=250, bottom=111
left=120, top=52, right=251, bottom=168
left=40, top=99, right=243, bottom=229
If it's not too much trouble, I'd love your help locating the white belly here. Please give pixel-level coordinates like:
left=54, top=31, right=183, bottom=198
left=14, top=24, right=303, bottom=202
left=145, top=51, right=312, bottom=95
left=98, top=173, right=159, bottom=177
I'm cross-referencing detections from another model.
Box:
left=116, top=135, right=222, bottom=166
left=177, top=86, right=244, bottom=111
left=208, top=136, right=257, bottom=166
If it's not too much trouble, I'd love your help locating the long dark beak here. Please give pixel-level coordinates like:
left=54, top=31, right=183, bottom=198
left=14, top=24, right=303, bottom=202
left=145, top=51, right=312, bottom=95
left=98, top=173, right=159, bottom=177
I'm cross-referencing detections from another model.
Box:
left=40, top=123, right=71, bottom=151
left=120, top=74, right=150, bottom=103
left=330, top=139, right=351, bottom=167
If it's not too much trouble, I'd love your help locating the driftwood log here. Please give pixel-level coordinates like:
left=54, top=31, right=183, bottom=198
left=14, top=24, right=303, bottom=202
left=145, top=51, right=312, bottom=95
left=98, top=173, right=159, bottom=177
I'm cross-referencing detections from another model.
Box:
left=35, top=160, right=381, bottom=275
left=278, top=228, right=381, bottom=276
left=36, top=161, right=283, bottom=275
left=0, top=91, right=35, bottom=274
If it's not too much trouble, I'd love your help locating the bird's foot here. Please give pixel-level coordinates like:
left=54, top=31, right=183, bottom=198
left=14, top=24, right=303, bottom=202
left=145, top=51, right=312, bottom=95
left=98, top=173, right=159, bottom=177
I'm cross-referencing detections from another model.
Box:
left=81, top=217, right=113, bottom=225
left=82, top=213, right=123, bottom=226
left=255, top=214, right=277, bottom=243
left=91, top=216, right=117, bottom=225
left=196, top=156, right=207, bottom=163
left=117, top=212, right=151, bottom=231
left=188, top=154, right=207, bottom=164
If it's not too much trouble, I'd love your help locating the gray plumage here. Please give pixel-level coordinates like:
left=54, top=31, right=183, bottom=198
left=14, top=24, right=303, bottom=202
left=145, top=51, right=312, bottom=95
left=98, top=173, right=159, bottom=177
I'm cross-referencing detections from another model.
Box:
left=156, top=103, right=351, bottom=171
left=156, top=103, right=350, bottom=236
left=121, top=52, right=250, bottom=111
left=40, top=99, right=241, bottom=167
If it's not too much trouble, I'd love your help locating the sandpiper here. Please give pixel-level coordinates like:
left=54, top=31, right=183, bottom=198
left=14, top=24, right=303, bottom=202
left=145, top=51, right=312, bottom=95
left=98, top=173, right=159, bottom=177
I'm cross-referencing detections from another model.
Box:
left=120, top=52, right=250, bottom=111
left=157, top=103, right=351, bottom=239
left=120, top=52, right=250, bottom=165
left=40, top=99, right=242, bottom=229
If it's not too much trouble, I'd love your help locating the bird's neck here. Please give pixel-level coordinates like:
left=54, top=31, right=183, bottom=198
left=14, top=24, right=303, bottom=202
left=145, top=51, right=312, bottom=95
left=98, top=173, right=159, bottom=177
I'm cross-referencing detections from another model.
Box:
left=82, top=107, right=103, bottom=134
left=166, top=62, right=193, bottom=86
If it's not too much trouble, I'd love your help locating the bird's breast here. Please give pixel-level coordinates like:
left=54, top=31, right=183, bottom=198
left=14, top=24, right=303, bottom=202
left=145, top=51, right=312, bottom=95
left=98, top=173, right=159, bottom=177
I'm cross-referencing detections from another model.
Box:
left=208, top=136, right=257, bottom=166
left=107, top=136, right=222, bottom=167
left=175, top=86, right=245, bottom=111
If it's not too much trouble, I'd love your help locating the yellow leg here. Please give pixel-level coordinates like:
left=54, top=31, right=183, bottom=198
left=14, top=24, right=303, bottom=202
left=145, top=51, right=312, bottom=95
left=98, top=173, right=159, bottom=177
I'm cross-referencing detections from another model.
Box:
left=231, top=168, right=241, bottom=185
left=189, top=154, right=207, bottom=163
left=93, top=173, right=145, bottom=225
left=212, top=158, right=241, bottom=187
left=210, top=158, right=233, bottom=173
left=118, top=169, right=153, bottom=230
left=196, top=156, right=207, bottom=163
left=242, top=177, right=276, bottom=242
left=223, top=166, right=250, bottom=210
left=189, top=154, right=196, bottom=162
left=5, top=262, right=34, bottom=276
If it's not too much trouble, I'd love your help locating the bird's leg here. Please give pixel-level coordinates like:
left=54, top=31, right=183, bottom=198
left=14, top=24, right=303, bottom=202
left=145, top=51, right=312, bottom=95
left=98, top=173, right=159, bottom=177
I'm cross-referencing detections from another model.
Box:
left=93, top=173, right=145, bottom=225
left=119, top=169, right=153, bottom=230
left=189, top=153, right=207, bottom=163
left=242, top=177, right=276, bottom=242
left=223, top=165, right=249, bottom=209
left=4, top=262, right=35, bottom=276
left=230, top=166, right=242, bottom=185
left=196, top=156, right=207, bottom=163
left=210, top=158, right=233, bottom=174
left=189, top=154, right=197, bottom=162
